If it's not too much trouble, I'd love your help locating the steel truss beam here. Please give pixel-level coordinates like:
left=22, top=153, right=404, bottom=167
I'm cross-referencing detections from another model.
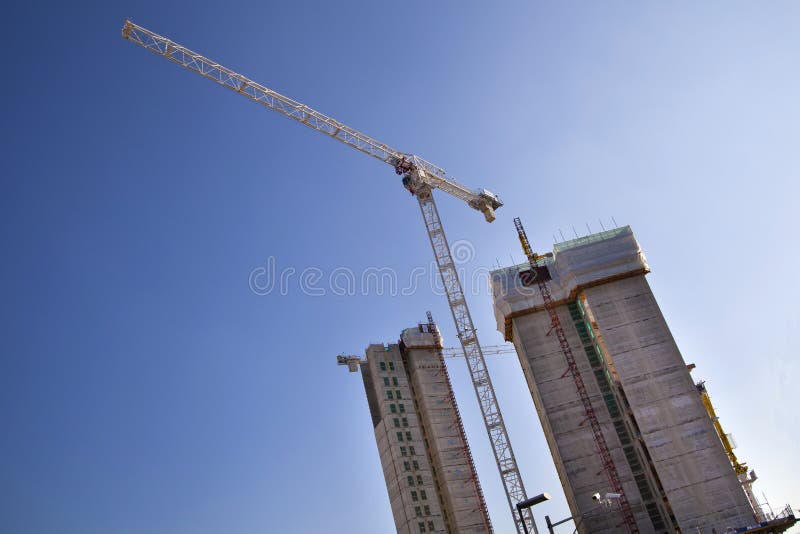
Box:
left=418, top=183, right=531, bottom=533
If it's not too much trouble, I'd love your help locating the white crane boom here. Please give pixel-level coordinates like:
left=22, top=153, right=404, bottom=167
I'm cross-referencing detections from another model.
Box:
left=122, top=20, right=531, bottom=533
left=121, top=20, right=502, bottom=222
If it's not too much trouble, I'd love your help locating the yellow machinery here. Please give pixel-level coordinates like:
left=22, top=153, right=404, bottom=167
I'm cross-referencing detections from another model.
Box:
left=696, top=381, right=764, bottom=522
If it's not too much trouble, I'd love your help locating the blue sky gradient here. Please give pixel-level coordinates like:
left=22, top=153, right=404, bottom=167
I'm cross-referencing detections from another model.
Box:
left=2, top=2, right=799, bottom=533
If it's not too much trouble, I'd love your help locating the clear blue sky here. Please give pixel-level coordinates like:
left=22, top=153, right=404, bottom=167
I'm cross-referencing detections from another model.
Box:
left=2, top=2, right=799, bottom=533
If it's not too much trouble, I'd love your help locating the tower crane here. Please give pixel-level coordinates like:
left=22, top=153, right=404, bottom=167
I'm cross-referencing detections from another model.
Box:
left=122, top=20, right=532, bottom=533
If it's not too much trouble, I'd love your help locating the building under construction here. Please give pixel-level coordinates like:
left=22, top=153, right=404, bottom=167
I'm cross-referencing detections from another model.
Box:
left=491, top=226, right=764, bottom=533
left=339, top=316, right=493, bottom=534
left=122, top=19, right=796, bottom=534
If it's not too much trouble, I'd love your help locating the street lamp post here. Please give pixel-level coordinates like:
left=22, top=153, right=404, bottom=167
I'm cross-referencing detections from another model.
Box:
left=544, top=493, right=624, bottom=534
left=516, top=493, right=551, bottom=534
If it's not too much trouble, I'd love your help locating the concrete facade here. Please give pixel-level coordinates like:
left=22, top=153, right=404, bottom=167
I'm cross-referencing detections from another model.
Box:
left=491, top=226, right=755, bottom=534
left=360, top=322, right=492, bottom=534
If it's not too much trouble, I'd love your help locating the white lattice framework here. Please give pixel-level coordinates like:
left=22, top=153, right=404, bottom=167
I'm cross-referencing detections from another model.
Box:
left=121, top=20, right=500, bottom=217
left=415, top=183, right=531, bottom=532
left=123, top=19, right=530, bottom=533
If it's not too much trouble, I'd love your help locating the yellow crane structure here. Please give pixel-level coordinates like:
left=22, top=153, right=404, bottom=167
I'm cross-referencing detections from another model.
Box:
left=696, top=381, right=765, bottom=522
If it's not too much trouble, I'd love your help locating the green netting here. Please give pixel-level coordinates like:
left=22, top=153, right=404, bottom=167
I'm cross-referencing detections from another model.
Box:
left=553, top=226, right=630, bottom=253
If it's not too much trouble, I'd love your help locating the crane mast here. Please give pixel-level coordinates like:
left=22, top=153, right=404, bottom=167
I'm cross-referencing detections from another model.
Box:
left=413, top=181, right=531, bottom=532
left=122, top=20, right=531, bottom=533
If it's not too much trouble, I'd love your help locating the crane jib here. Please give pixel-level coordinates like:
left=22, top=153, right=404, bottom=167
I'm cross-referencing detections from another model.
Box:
left=121, top=20, right=501, bottom=220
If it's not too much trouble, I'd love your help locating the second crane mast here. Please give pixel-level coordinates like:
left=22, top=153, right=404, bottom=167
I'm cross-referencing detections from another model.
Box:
left=514, top=217, right=638, bottom=533
left=122, top=20, right=532, bottom=533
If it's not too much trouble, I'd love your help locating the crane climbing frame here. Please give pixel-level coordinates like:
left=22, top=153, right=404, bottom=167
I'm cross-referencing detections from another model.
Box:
left=122, top=19, right=531, bottom=533
left=513, top=217, right=638, bottom=534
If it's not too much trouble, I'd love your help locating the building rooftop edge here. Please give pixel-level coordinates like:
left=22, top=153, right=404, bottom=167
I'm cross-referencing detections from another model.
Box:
left=490, top=225, right=634, bottom=276
left=489, top=225, right=647, bottom=339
